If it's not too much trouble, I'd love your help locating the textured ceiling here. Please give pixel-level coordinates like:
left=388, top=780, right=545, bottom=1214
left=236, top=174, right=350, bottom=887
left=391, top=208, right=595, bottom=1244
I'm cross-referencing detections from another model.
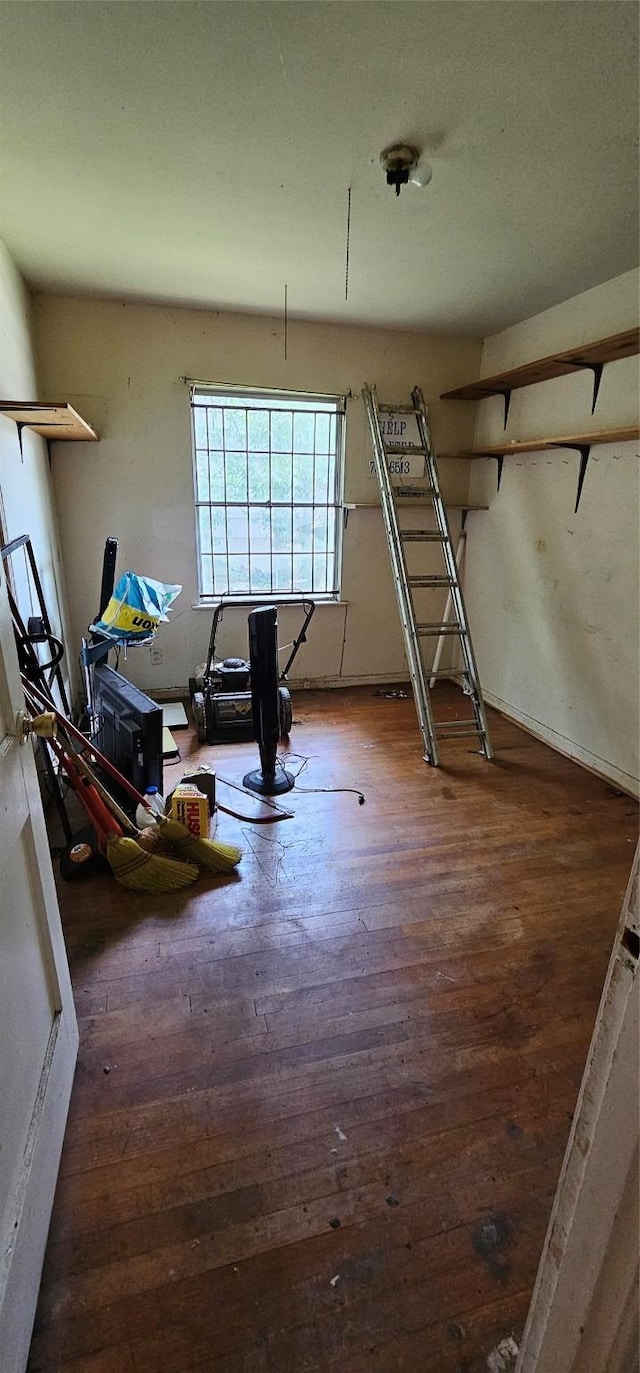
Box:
left=0, top=1, right=638, bottom=334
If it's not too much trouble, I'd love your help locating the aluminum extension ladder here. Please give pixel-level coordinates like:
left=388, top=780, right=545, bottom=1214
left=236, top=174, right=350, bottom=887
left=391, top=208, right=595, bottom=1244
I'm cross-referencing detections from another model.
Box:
left=362, top=383, right=492, bottom=766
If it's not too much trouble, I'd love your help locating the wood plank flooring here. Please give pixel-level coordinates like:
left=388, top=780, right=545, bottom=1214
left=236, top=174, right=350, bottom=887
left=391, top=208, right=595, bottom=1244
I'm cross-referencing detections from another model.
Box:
left=28, top=686, right=638, bottom=1373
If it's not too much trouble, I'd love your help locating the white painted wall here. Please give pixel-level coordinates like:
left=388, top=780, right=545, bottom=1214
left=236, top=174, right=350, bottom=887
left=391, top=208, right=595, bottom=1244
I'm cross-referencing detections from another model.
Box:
left=0, top=242, right=74, bottom=700
left=464, top=269, right=639, bottom=794
left=33, top=294, right=480, bottom=694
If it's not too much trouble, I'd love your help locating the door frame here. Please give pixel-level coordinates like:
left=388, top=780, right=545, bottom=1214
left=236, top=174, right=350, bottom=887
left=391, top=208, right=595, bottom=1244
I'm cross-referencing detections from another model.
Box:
left=0, top=556, right=78, bottom=1373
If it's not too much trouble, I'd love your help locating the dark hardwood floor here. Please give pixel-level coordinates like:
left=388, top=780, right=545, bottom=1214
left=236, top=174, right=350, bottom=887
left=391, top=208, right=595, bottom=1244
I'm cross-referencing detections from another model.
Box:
left=28, top=685, right=638, bottom=1373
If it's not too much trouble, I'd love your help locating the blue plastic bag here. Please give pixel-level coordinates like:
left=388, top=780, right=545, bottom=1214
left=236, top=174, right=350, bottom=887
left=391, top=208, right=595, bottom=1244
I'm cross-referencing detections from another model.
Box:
left=92, top=572, right=182, bottom=642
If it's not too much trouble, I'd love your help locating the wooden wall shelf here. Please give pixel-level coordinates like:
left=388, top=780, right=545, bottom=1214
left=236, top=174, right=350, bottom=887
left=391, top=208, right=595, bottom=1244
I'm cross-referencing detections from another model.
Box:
left=345, top=501, right=489, bottom=511
left=440, top=328, right=639, bottom=416
left=0, top=402, right=98, bottom=442
left=441, top=426, right=640, bottom=513
left=441, top=426, right=640, bottom=461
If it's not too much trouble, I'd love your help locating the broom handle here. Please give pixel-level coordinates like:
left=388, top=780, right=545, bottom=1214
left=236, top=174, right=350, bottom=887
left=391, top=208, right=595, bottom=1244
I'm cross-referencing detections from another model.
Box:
left=24, top=682, right=138, bottom=833
left=21, top=680, right=121, bottom=835
left=69, top=750, right=138, bottom=833
left=25, top=695, right=101, bottom=829
left=22, top=676, right=151, bottom=810
left=51, top=739, right=121, bottom=838
left=47, top=735, right=122, bottom=846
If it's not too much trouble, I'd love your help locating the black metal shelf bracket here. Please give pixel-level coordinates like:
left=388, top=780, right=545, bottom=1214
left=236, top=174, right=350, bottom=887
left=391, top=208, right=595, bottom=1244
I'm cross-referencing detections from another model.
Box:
left=555, top=442, right=592, bottom=512
left=567, top=359, right=604, bottom=414
left=492, top=454, right=505, bottom=493
left=11, top=419, right=51, bottom=466
left=487, top=444, right=592, bottom=510
left=485, top=387, right=512, bottom=429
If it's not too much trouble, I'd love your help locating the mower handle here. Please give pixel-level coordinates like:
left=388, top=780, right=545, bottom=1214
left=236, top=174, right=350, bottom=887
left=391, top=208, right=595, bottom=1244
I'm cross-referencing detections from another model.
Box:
left=278, top=599, right=315, bottom=680
left=203, top=596, right=315, bottom=682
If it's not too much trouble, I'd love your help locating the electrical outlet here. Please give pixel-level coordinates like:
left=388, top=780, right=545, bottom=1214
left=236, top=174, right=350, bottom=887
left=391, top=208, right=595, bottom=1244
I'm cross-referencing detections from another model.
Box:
left=150, top=645, right=163, bottom=667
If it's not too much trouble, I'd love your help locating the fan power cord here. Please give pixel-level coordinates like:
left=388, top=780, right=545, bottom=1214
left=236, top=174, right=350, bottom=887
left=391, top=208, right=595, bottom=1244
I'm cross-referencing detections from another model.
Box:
left=276, top=752, right=365, bottom=805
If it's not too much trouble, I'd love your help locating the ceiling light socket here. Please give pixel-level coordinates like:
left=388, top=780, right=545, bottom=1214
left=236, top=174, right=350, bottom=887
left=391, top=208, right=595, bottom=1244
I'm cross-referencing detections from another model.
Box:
left=380, top=143, right=420, bottom=196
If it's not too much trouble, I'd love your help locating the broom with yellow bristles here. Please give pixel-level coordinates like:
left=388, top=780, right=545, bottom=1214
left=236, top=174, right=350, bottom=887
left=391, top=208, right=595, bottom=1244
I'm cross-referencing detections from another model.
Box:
left=70, top=745, right=242, bottom=873
left=154, top=814, right=241, bottom=871
left=22, top=677, right=242, bottom=877
left=46, top=735, right=199, bottom=892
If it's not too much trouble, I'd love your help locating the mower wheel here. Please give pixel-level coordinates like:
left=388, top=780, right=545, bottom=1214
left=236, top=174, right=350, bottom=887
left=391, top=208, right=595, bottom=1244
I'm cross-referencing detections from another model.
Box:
left=192, top=691, right=207, bottom=744
left=278, top=686, right=293, bottom=738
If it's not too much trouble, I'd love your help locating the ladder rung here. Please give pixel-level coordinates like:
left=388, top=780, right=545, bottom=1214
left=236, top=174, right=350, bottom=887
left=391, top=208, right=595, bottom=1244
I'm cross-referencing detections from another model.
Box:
left=391, top=486, right=435, bottom=498
left=435, top=727, right=484, bottom=740
left=384, top=443, right=428, bottom=455
left=408, top=576, right=456, bottom=588
left=377, top=404, right=416, bottom=414
left=427, top=669, right=458, bottom=678
left=436, top=719, right=481, bottom=731
left=417, top=622, right=465, bottom=635
left=400, top=530, right=446, bottom=542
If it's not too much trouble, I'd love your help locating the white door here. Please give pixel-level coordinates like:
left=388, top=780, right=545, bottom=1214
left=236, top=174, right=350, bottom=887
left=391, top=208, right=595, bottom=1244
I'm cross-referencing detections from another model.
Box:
left=517, top=846, right=639, bottom=1373
left=0, top=560, right=78, bottom=1371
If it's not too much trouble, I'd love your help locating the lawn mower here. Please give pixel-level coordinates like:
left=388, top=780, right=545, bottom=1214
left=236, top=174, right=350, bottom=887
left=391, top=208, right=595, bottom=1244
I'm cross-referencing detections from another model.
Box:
left=188, top=597, right=315, bottom=744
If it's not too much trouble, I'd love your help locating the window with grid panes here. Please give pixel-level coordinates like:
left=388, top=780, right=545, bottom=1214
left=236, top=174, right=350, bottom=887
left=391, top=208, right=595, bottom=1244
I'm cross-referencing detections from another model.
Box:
left=191, top=387, right=345, bottom=598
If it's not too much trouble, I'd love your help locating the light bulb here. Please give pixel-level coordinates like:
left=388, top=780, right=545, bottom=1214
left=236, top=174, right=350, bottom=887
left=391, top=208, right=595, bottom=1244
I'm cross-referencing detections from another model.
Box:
left=409, top=161, right=433, bottom=188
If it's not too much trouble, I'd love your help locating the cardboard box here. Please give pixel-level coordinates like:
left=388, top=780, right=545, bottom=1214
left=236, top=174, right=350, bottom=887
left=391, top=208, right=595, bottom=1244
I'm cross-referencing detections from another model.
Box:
left=170, top=783, right=209, bottom=837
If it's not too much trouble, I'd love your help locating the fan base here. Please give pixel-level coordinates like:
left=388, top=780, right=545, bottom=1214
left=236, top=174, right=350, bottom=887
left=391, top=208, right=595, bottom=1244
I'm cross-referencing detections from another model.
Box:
left=242, top=767, right=294, bottom=796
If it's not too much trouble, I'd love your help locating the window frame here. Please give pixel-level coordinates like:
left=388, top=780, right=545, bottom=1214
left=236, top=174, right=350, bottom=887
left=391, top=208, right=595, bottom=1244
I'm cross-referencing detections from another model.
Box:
left=190, top=383, right=346, bottom=603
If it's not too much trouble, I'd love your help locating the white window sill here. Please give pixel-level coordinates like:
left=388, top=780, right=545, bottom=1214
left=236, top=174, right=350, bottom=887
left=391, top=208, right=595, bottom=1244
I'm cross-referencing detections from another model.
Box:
left=191, top=597, right=347, bottom=609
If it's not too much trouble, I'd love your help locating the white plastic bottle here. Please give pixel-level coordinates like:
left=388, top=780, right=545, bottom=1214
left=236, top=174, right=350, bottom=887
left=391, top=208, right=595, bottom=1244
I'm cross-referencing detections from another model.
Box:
left=135, top=785, right=165, bottom=829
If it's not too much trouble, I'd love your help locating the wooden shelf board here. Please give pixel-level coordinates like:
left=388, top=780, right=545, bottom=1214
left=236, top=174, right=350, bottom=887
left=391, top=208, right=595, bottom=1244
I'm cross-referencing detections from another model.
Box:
left=345, top=502, right=489, bottom=510
left=441, top=425, right=640, bottom=460
left=0, top=402, right=98, bottom=442
left=440, top=328, right=640, bottom=402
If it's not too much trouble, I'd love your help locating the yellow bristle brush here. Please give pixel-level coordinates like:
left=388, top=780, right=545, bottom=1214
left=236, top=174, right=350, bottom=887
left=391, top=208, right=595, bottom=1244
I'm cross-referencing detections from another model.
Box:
left=106, top=837, right=199, bottom=892
left=155, top=816, right=242, bottom=872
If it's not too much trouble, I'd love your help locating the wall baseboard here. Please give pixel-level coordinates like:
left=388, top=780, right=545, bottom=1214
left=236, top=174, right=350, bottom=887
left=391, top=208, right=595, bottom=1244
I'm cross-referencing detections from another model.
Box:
left=150, top=672, right=456, bottom=699
left=483, top=689, right=639, bottom=800
left=286, top=672, right=446, bottom=691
